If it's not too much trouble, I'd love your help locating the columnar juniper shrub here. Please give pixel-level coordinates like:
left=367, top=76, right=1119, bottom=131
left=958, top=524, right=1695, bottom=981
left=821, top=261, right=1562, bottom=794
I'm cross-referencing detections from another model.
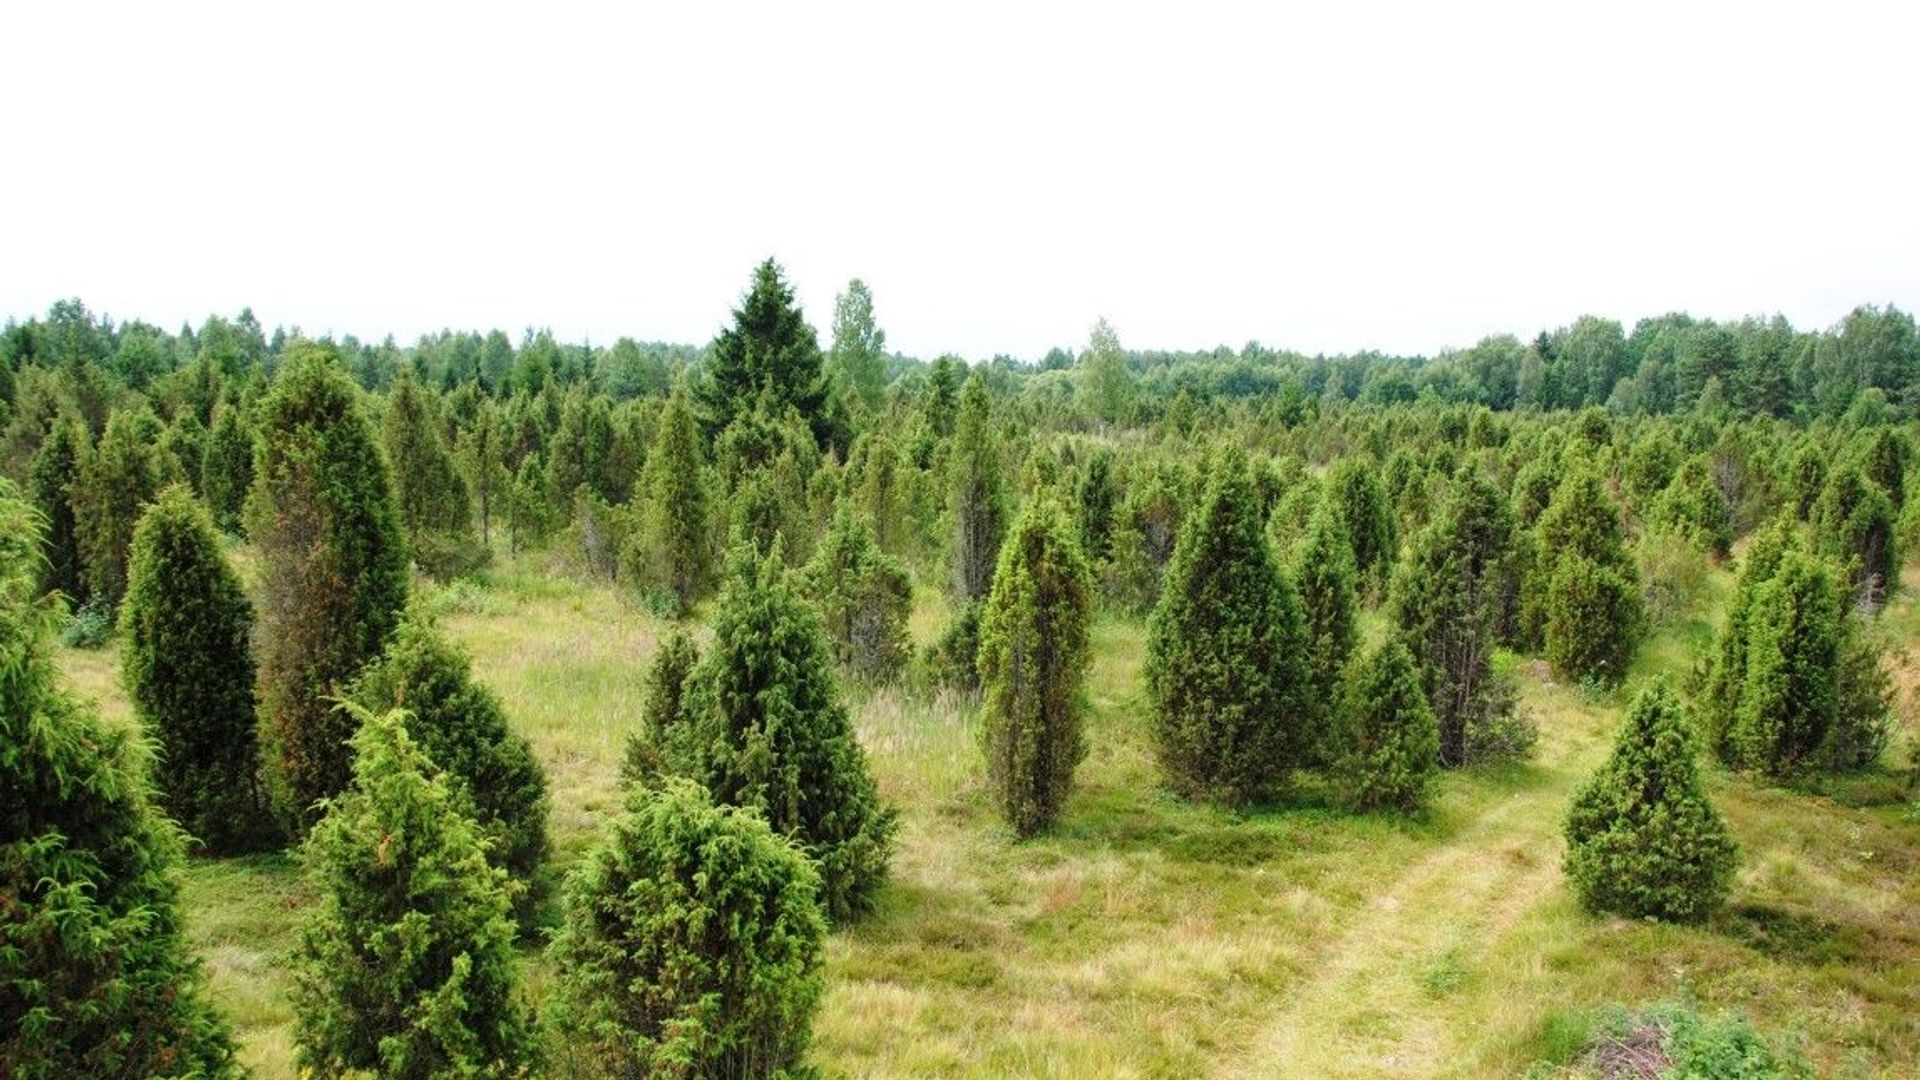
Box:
left=619, top=630, right=701, bottom=788
left=1337, top=638, right=1441, bottom=814
left=119, top=486, right=272, bottom=853
left=622, top=386, right=713, bottom=614
left=1294, top=498, right=1359, bottom=757
left=801, top=501, right=913, bottom=682
left=979, top=496, right=1094, bottom=836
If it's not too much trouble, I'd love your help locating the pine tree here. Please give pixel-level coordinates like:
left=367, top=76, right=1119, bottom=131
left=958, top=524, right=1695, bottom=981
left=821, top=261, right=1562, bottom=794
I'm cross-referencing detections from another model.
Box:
left=623, top=386, right=713, bottom=613
left=119, top=487, right=271, bottom=853
left=250, top=340, right=410, bottom=835
left=291, top=707, right=536, bottom=1080
left=948, top=369, right=1007, bottom=606
left=76, top=406, right=165, bottom=609
left=619, top=631, right=700, bottom=788
left=1145, top=447, right=1310, bottom=805
left=801, top=502, right=913, bottom=682
left=1326, top=457, right=1397, bottom=590
left=1727, top=547, right=1842, bottom=777
left=700, top=258, right=829, bottom=441
left=1391, top=470, right=1515, bottom=764
left=1564, top=681, right=1736, bottom=923
left=1337, top=638, right=1441, bottom=814
left=201, top=399, right=254, bottom=533
left=349, top=611, right=552, bottom=930
left=1294, top=497, right=1359, bottom=759
left=26, top=415, right=88, bottom=605
left=547, top=779, right=825, bottom=1080
left=0, top=481, right=241, bottom=1080
left=678, top=545, right=896, bottom=921
left=978, top=497, right=1094, bottom=836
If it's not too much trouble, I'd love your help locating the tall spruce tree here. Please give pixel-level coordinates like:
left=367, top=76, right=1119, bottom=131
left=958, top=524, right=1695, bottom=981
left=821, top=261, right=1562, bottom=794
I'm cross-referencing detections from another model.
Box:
left=1564, top=681, right=1736, bottom=923
left=0, top=481, right=241, bottom=1080
left=700, top=258, right=830, bottom=441
left=119, top=487, right=271, bottom=853
left=201, top=400, right=254, bottom=533
left=1390, top=470, right=1515, bottom=765
left=1145, top=447, right=1310, bottom=806
left=948, top=369, right=1008, bottom=606
left=250, top=340, right=410, bottom=835
left=978, top=496, right=1094, bottom=836
left=623, top=386, right=712, bottom=613
left=291, top=707, right=535, bottom=1080
left=1337, top=637, right=1441, bottom=814
left=26, top=415, right=88, bottom=605
left=349, top=610, right=552, bottom=931
left=676, top=545, right=896, bottom=921
left=547, top=779, right=825, bottom=1080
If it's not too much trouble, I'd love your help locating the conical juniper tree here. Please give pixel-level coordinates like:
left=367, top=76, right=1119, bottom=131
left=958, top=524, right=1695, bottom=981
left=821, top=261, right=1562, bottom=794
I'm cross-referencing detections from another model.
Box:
left=249, top=339, right=410, bottom=835
left=622, top=385, right=713, bottom=614
left=1812, top=462, right=1897, bottom=609
left=291, top=707, right=536, bottom=1080
left=26, top=414, right=88, bottom=605
left=800, top=501, right=913, bottom=682
left=547, top=779, right=826, bottom=1080
left=1563, top=680, right=1736, bottom=923
left=76, top=405, right=166, bottom=609
left=677, top=544, right=896, bottom=921
left=1390, top=469, right=1515, bottom=765
left=1325, top=456, right=1397, bottom=591
left=1293, top=498, right=1358, bottom=742
left=948, top=368, right=1008, bottom=607
left=1536, top=465, right=1643, bottom=684
left=382, top=368, right=474, bottom=561
left=619, top=630, right=700, bottom=788
left=119, top=486, right=272, bottom=853
left=348, top=609, right=552, bottom=931
left=1145, top=447, right=1310, bottom=806
left=0, top=481, right=241, bottom=1080
left=1337, top=637, right=1441, bottom=815
left=201, top=399, right=254, bottom=534
left=1727, top=546, right=1843, bottom=777
left=978, top=496, right=1094, bottom=837
left=1696, top=516, right=1798, bottom=756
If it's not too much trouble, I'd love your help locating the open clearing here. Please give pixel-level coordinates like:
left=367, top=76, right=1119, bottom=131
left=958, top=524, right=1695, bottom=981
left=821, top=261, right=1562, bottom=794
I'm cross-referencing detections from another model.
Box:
left=57, top=559, right=1920, bottom=1079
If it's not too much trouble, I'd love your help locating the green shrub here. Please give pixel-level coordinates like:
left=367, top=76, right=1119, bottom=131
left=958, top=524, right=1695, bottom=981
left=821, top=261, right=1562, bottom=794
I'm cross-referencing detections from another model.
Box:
left=291, top=707, right=536, bottom=1080
left=678, top=545, right=896, bottom=921
left=800, top=502, right=912, bottom=681
left=1728, top=549, right=1841, bottom=776
left=1564, top=681, right=1736, bottom=922
left=619, top=630, right=700, bottom=788
left=1544, top=553, right=1642, bottom=687
left=979, top=497, right=1094, bottom=836
left=27, top=416, right=88, bottom=605
left=120, top=487, right=272, bottom=853
left=1337, top=638, right=1440, bottom=814
left=621, top=386, right=712, bottom=614
left=349, top=610, right=552, bottom=931
left=57, top=595, right=113, bottom=648
left=947, top=370, right=1008, bottom=606
left=1146, top=448, right=1310, bottom=805
left=250, top=340, right=410, bottom=835
left=0, top=480, right=241, bottom=1080
left=548, top=779, right=825, bottom=1080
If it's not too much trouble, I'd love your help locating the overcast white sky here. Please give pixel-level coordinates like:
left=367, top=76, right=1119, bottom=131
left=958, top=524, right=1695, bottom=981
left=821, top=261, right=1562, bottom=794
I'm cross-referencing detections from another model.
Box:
left=3, top=1, right=1916, bottom=360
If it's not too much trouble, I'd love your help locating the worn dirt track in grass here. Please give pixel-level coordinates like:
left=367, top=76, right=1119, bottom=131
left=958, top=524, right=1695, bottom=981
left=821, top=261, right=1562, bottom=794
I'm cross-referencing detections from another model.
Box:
left=1225, top=684, right=1614, bottom=1080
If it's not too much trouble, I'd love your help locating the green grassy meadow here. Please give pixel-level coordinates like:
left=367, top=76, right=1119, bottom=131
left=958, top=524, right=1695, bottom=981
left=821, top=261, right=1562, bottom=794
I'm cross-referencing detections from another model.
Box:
left=55, top=556, right=1920, bottom=1079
